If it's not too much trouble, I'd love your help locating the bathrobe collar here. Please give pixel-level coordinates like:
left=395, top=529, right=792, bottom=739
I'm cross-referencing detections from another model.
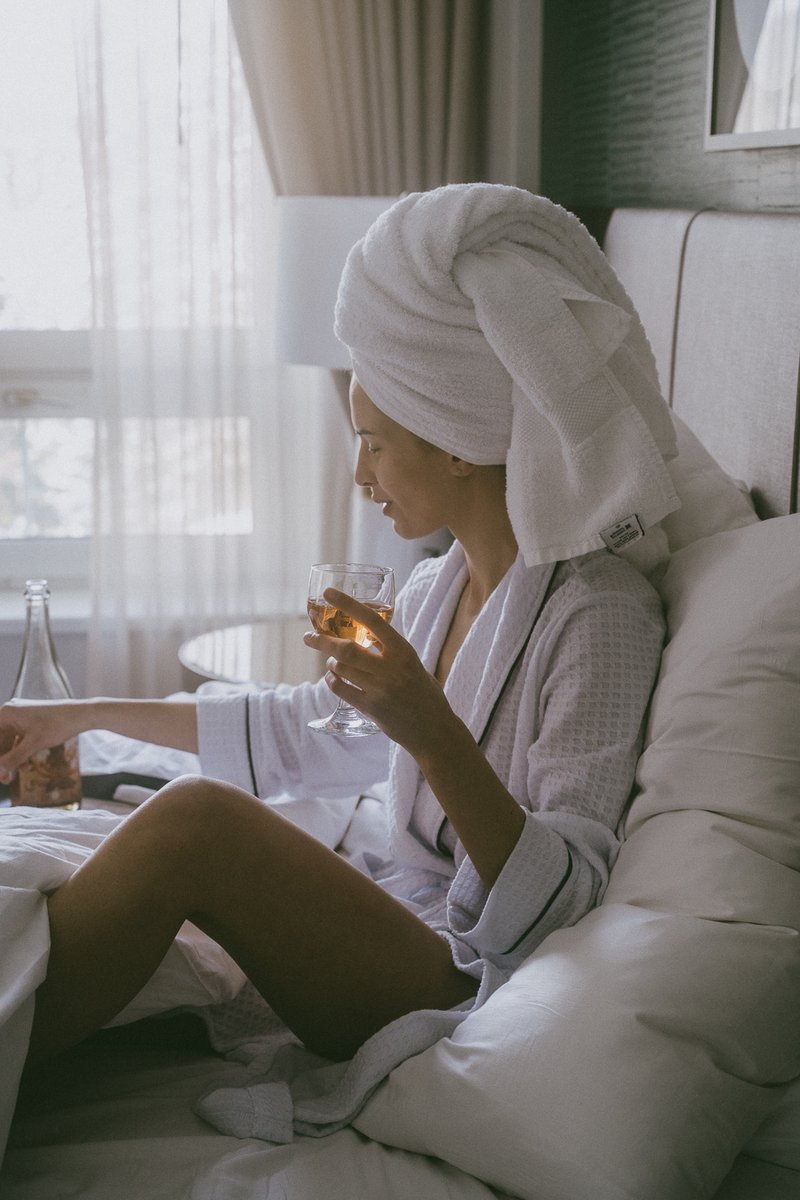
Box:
left=388, top=543, right=556, bottom=872
left=405, top=541, right=556, bottom=738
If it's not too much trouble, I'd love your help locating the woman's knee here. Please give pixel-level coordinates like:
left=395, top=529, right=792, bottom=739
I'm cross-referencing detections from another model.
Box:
left=139, top=773, right=258, bottom=845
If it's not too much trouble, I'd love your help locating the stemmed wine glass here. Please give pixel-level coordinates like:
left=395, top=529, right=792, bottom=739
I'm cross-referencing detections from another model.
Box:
left=307, top=563, right=396, bottom=736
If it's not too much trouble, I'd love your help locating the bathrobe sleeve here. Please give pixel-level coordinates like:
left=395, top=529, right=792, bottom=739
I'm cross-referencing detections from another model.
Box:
left=196, top=678, right=387, bottom=800
left=446, top=562, right=665, bottom=969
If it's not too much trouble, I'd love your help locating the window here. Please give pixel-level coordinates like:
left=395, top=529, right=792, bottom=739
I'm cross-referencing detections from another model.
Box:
left=0, top=0, right=259, bottom=594
left=0, top=1, right=92, bottom=588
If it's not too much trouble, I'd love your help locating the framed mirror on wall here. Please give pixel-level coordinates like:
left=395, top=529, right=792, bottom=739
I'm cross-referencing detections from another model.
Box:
left=705, top=0, right=800, bottom=149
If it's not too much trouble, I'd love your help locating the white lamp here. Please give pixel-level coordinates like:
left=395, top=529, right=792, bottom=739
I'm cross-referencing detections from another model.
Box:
left=272, top=194, right=452, bottom=580
left=273, top=195, right=397, bottom=368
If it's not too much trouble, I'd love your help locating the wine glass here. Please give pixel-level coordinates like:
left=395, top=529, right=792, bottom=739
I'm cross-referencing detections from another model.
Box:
left=307, top=563, right=395, bottom=736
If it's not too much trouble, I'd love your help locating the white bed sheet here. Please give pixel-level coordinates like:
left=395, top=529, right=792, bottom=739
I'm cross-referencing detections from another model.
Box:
left=2, top=1021, right=798, bottom=1200
left=1, top=1023, right=512, bottom=1200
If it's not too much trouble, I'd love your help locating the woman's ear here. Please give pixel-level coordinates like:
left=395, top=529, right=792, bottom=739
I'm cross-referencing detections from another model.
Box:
left=449, top=456, right=476, bottom=477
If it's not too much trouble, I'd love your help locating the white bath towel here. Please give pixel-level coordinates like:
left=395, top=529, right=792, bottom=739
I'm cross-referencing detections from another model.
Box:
left=334, top=183, right=680, bottom=566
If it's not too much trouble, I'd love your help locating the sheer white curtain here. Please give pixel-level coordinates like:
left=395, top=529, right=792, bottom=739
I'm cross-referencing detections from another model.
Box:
left=733, top=0, right=800, bottom=134
left=73, top=0, right=351, bottom=697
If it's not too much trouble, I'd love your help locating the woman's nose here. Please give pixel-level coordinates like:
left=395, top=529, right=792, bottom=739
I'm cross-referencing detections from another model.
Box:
left=353, top=442, right=373, bottom=487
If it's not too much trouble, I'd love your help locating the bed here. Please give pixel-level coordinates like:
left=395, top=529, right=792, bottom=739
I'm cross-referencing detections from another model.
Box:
left=1, top=205, right=799, bottom=1200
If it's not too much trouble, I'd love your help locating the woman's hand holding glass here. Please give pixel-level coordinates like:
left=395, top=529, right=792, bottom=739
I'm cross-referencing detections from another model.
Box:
left=304, top=584, right=453, bottom=753
left=305, top=564, right=395, bottom=736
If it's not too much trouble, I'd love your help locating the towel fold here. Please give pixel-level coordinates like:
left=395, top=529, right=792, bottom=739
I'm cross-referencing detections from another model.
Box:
left=335, top=184, right=680, bottom=566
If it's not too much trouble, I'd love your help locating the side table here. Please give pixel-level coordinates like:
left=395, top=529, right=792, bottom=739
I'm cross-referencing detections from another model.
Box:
left=178, top=616, right=325, bottom=687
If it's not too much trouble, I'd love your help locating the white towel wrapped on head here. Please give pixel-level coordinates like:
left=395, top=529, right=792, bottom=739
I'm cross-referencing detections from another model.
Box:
left=334, top=183, right=680, bottom=567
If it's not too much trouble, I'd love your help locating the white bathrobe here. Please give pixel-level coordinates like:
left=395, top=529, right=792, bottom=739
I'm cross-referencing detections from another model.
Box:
left=192, top=541, right=665, bottom=1142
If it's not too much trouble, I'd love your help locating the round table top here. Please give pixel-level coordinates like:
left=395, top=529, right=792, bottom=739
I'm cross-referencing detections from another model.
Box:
left=178, top=616, right=325, bottom=686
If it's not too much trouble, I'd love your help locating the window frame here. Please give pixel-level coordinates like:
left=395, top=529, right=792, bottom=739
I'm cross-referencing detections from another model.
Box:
left=0, top=329, right=93, bottom=588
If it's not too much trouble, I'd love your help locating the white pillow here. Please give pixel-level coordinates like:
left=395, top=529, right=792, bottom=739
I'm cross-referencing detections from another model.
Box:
left=744, top=1075, right=800, bottom=1173
left=608, top=515, right=800, bottom=915
left=357, top=903, right=799, bottom=1200
left=619, top=414, right=756, bottom=576
left=661, top=414, right=758, bottom=551
left=356, top=516, right=800, bottom=1200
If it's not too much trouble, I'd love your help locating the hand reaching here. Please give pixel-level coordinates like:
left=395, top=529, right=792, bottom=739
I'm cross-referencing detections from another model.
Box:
left=0, top=700, right=82, bottom=784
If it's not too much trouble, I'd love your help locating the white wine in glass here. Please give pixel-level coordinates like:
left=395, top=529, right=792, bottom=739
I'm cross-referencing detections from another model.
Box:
left=307, top=563, right=395, bottom=736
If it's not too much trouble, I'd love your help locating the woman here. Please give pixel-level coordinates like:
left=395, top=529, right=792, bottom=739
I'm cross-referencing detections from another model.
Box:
left=0, top=184, right=675, bottom=1140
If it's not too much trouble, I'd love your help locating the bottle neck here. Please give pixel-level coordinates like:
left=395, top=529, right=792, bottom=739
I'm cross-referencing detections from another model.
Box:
left=11, top=582, right=73, bottom=700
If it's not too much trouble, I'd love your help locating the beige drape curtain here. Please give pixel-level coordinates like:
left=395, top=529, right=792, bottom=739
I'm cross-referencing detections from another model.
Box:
left=226, top=0, right=540, bottom=577
left=227, top=0, right=490, bottom=196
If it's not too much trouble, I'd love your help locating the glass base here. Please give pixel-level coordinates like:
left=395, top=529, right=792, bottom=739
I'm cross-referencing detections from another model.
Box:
left=308, top=705, right=380, bottom=737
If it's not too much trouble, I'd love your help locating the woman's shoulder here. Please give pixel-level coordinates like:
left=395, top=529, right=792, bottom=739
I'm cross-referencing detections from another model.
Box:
left=551, top=550, right=664, bottom=624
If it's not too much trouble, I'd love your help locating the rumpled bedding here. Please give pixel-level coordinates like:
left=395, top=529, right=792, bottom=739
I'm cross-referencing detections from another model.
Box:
left=0, top=728, right=365, bottom=1167
left=0, top=805, right=255, bottom=1161
left=0, top=794, right=459, bottom=1158
left=3, top=1030, right=514, bottom=1200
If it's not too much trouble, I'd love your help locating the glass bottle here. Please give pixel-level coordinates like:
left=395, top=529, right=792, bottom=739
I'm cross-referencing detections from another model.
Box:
left=9, top=580, right=81, bottom=810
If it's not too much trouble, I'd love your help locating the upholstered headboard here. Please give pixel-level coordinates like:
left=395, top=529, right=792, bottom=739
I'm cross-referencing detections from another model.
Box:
left=603, top=208, right=800, bottom=519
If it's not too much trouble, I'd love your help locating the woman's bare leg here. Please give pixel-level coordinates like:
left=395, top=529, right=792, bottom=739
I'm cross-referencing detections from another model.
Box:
left=28, top=775, right=475, bottom=1065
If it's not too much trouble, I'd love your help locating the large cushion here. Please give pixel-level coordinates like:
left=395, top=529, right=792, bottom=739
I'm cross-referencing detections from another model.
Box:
left=660, top=414, right=757, bottom=552
left=619, top=413, right=756, bottom=577
left=745, top=1075, right=800, bottom=1173
left=355, top=516, right=800, bottom=1200
left=606, top=516, right=800, bottom=916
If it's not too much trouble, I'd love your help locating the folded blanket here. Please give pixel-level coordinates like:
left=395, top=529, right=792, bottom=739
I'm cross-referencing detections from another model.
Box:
left=335, top=183, right=680, bottom=566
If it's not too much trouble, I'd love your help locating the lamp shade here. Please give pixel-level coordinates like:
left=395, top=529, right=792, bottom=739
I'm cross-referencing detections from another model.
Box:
left=273, top=195, right=397, bottom=368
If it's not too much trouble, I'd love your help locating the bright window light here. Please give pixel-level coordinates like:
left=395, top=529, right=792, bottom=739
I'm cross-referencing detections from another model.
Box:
left=0, top=0, right=90, bottom=330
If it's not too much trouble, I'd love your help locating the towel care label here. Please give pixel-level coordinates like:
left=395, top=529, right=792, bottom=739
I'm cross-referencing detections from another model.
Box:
left=600, top=514, right=644, bottom=552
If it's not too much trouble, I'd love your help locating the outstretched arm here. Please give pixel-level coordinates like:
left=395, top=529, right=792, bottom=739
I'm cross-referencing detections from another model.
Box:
left=0, top=697, right=199, bottom=784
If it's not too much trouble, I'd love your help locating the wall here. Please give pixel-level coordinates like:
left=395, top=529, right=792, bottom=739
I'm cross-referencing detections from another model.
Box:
left=541, top=0, right=800, bottom=215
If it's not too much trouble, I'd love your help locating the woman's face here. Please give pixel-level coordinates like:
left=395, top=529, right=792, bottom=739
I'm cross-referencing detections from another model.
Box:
left=350, top=377, right=459, bottom=540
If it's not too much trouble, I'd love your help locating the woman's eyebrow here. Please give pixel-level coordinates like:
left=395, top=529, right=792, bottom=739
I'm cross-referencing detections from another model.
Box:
left=355, top=427, right=376, bottom=436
